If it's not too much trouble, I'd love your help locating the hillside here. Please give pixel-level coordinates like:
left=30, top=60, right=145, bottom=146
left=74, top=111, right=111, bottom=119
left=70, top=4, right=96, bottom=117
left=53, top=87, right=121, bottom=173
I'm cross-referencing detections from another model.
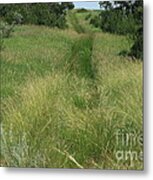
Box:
left=1, top=10, right=143, bottom=169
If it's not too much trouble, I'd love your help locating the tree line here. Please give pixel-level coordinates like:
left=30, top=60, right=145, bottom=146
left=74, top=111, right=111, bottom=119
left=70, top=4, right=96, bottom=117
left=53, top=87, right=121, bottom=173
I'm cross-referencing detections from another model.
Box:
left=89, top=0, right=143, bottom=60
left=0, top=1, right=143, bottom=60
left=0, top=3, right=74, bottom=28
left=0, top=3, right=74, bottom=50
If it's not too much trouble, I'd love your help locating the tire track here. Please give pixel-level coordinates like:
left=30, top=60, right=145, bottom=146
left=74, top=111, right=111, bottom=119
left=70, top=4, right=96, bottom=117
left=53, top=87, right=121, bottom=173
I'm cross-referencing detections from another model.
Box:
left=68, top=12, right=85, bottom=34
left=66, top=11, right=101, bottom=110
left=67, top=12, right=95, bottom=79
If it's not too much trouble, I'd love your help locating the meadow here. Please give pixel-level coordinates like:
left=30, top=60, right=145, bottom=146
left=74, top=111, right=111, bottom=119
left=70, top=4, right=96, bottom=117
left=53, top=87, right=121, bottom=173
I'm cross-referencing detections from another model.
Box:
left=0, top=11, right=143, bottom=169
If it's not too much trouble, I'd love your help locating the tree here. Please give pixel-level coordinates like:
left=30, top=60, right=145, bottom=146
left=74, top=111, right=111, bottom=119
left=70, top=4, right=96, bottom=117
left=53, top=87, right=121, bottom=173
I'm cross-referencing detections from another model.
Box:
left=90, top=1, right=143, bottom=59
left=0, top=2, right=75, bottom=28
left=129, top=0, right=143, bottom=59
left=61, top=2, right=74, bottom=10
left=99, top=1, right=113, bottom=10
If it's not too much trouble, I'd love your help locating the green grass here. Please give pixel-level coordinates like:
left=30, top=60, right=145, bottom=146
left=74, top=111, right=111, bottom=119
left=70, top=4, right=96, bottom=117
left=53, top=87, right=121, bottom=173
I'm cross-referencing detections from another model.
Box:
left=66, top=34, right=95, bottom=78
left=68, top=11, right=85, bottom=33
left=0, top=11, right=143, bottom=169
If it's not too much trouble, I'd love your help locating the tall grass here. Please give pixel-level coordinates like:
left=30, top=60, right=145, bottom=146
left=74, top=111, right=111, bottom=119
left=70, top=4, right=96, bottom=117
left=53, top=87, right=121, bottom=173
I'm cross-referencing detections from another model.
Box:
left=1, top=13, right=143, bottom=169
left=66, top=34, right=95, bottom=79
left=68, top=11, right=85, bottom=33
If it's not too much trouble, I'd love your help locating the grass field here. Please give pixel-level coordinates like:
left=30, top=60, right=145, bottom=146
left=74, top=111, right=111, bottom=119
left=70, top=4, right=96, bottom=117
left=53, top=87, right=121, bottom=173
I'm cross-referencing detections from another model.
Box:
left=0, top=11, right=143, bottom=169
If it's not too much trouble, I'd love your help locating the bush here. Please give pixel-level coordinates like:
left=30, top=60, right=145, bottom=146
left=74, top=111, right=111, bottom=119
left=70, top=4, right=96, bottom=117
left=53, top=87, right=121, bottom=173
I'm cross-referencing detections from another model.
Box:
left=129, top=1, right=143, bottom=60
left=96, top=9, right=137, bottom=35
left=90, top=16, right=100, bottom=28
left=0, top=12, right=22, bottom=39
left=90, top=1, right=143, bottom=60
left=13, top=12, right=23, bottom=24
left=0, top=21, right=14, bottom=38
left=0, top=11, right=22, bottom=51
left=129, top=27, right=143, bottom=60
left=0, top=3, right=74, bottom=29
left=0, top=30, right=4, bottom=51
left=0, top=21, right=6, bottom=51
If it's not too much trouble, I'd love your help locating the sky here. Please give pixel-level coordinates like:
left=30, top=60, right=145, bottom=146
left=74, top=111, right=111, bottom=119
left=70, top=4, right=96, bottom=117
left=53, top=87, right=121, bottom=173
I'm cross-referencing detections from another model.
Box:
left=73, top=1, right=100, bottom=10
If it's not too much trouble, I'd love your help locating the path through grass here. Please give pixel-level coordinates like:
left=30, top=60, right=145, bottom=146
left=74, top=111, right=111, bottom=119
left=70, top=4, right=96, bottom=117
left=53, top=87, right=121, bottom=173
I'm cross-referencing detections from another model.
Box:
left=68, top=11, right=85, bottom=33
left=0, top=11, right=143, bottom=169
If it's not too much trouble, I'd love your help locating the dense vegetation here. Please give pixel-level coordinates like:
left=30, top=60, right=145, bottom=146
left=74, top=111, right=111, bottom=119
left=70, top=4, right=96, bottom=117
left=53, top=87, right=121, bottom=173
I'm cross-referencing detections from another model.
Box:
left=0, top=2, right=74, bottom=53
left=89, top=1, right=143, bottom=59
left=0, top=3, right=74, bottom=28
left=0, top=4, right=143, bottom=170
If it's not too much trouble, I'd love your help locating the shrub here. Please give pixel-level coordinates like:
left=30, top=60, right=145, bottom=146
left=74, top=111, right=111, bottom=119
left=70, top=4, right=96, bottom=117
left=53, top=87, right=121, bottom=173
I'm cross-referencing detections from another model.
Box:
left=0, top=30, right=4, bottom=51
left=0, top=12, right=22, bottom=51
left=90, top=1, right=143, bottom=60
left=90, top=15, right=100, bottom=28
left=0, top=21, right=13, bottom=38
left=0, top=3, right=74, bottom=29
left=129, top=26, right=143, bottom=60
left=13, top=12, right=23, bottom=24
left=96, top=9, right=137, bottom=35
left=129, top=1, right=143, bottom=60
left=0, top=21, right=5, bottom=50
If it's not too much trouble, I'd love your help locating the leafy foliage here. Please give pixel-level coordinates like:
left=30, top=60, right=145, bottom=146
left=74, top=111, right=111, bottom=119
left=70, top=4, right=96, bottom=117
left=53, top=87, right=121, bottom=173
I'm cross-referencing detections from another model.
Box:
left=90, top=15, right=101, bottom=28
left=0, top=26, right=4, bottom=50
left=0, top=11, right=23, bottom=52
left=89, top=1, right=143, bottom=60
left=0, top=21, right=14, bottom=38
left=0, top=3, right=74, bottom=28
left=129, top=0, right=143, bottom=59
